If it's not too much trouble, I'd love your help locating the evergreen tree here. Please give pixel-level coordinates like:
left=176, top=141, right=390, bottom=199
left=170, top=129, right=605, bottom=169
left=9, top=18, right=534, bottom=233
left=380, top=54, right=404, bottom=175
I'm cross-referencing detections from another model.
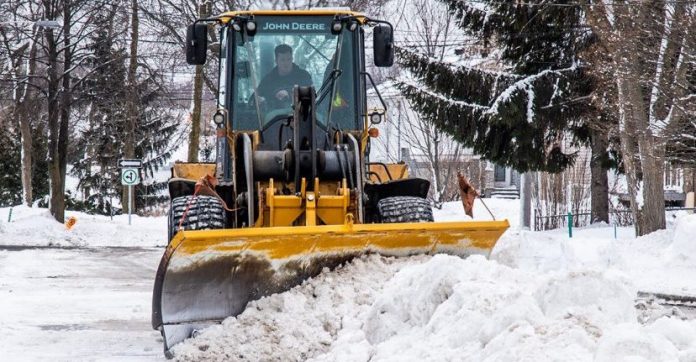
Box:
left=71, top=9, right=128, bottom=213
left=130, top=74, right=180, bottom=209
left=0, top=126, right=22, bottom=207
left=397, top=0, right=595, bottom=172
left=0, top=106, right=49, bottom=207
left=71, top=9, right=177, bottom=214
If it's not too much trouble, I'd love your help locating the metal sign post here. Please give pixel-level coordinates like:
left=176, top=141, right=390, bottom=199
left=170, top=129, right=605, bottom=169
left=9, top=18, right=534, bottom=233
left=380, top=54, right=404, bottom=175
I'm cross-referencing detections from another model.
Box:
left=120, top=160, right=142, bottom=226
left=129, top=185, right=133, bottom=225
left=566, top=184, right=573, bottom=239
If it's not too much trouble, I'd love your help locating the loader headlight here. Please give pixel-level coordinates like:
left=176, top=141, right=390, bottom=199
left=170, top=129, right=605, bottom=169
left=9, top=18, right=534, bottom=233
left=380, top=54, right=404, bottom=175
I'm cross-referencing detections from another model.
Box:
left=348, top=20, right=359, bottom=32
left=331, top=19, right=343, bottom=34
left=231, top=21, right=242, bottom=32
left=245, top=20, right=257, bottom=36
left=213, top=110, right=226, bottom=125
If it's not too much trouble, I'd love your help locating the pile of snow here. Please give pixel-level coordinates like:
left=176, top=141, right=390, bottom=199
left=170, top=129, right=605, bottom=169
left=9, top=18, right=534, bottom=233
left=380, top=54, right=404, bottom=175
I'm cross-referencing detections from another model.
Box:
left=172, top=254, right=430, bottom=361
left=172, top=206, right=696, bottom=361
left=358, top=257, right=631, bottom=361
left=493, top=214, right=696, bottom=296
left=667, top=214, right=696, bottom=265
left=174, top=254, right=696, bottom=361
left=0, top=205, right=166, bottom=248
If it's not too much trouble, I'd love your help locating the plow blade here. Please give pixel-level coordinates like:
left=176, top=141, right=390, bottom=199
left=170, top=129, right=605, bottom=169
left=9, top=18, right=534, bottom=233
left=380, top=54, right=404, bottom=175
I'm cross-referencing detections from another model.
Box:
left=152, top=220, right=509, bottom=357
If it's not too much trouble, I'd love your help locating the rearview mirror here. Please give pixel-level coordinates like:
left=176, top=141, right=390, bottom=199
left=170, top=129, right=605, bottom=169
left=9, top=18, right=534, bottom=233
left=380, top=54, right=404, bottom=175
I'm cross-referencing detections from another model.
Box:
left=186, top=23, right=208, bottom=65
left=373, top=24, right=394, bottom=67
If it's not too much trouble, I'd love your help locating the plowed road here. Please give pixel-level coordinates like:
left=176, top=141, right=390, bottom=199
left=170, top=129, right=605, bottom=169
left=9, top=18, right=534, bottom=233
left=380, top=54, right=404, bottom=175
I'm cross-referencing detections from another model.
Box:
left=0, top=246, right=165, bottom=361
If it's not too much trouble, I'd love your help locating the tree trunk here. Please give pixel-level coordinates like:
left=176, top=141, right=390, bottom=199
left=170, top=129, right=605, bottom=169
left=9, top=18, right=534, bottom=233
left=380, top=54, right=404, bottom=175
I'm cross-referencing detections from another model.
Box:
left=18, top=108, right=34, bottom=206
left=584, top=0, right=670, bottom=236
left=590, top=129, right=609, bottom=223
left=615, top=76, right=642, bottom=234
left=15, top=40, right=38, bottom=207
left=624, top=75, right=666, bottom=236
left=123, top=0, right=139, bottom=212
left=610, top=2, right=667, bottom=236
left=56, top=4, right=73, bottom=223
left=637, top=137, right=666, bottom=235
left=45, top=11, right=64, bottom=222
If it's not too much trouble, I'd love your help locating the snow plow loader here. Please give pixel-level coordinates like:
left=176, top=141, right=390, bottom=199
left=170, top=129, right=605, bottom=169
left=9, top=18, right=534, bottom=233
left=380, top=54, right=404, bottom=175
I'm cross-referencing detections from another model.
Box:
left=152, top=9, right=509, bottom=357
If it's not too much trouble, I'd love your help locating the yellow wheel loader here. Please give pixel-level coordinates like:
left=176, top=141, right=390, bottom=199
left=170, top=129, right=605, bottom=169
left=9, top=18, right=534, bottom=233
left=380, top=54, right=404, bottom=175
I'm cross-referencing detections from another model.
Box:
left=152, top=9, right=509, bottom=358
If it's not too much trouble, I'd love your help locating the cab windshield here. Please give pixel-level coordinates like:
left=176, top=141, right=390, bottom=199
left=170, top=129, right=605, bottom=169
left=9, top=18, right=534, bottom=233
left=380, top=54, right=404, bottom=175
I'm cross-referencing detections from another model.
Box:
left=231, top=16, right=357, bottom=131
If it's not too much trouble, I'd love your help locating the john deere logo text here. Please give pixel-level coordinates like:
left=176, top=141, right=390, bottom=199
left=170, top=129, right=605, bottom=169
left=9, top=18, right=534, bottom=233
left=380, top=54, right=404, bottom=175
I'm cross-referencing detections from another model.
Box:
left=261, top=22, right=326, bottom=31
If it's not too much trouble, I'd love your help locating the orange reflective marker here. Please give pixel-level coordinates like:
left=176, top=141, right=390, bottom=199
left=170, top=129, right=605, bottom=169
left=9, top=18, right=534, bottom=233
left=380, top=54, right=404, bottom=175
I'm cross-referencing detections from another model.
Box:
left=368, top=128, right=379, bottom=138
left=65, top=216, right=77, bottom=230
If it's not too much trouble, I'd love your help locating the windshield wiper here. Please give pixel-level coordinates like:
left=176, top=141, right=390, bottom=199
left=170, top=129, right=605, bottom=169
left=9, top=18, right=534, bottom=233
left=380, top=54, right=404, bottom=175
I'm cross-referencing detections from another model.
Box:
left=318, top=31, right=345, bottom=136
left=316, top=69, right=342, bottom=106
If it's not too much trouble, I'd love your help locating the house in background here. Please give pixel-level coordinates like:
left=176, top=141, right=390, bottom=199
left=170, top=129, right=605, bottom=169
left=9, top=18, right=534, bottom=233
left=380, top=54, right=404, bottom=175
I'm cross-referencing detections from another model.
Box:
left=616, top=164, right=695, bottom=208
left=486, top=164, right=520, bottom=198
left=368, top=83, right=521, bottom=201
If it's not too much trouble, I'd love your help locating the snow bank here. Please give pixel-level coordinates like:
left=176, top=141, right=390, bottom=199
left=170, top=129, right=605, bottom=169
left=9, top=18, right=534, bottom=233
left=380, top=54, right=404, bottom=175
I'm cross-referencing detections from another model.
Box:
left=492, top=213, right=696, bottom=296
left=172, top=206, right=696, bottom=361
left=347, top=257, right=637, bottom=362
left=667, top=214, right=696, bottom=265
left=175, top=253, right=694, bottom=362
left=0, top=205, right=166, bottom=248
left=172, top=254, right=429, bottom=361
left=595, top=324, right=680, bottom=362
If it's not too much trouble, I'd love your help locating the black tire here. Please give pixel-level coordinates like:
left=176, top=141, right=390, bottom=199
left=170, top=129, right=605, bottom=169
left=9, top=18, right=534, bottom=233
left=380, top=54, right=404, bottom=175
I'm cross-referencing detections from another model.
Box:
left=377, top=196, right=434, bottom=223
left=168, top=195, right=226, bottom=242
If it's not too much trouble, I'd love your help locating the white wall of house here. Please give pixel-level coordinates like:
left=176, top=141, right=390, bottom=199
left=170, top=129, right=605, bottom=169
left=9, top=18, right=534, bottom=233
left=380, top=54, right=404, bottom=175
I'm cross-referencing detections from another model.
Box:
left=367, top=82, right=479, bottom=165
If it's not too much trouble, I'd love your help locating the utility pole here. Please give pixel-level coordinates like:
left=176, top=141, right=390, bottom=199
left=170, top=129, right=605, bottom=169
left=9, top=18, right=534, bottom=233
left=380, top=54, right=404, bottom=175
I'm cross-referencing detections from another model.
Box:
left=188, top=1, right=210, bottom=162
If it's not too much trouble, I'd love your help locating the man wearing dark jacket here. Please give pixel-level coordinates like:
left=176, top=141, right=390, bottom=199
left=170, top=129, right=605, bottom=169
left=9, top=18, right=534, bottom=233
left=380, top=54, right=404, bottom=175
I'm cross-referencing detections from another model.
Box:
left=257, top=44, right=313, bottom=108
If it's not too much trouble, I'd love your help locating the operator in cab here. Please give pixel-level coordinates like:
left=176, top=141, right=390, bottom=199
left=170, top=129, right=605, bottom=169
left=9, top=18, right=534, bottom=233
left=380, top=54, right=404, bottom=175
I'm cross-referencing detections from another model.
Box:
left=257, top=44, right=313, bottom=107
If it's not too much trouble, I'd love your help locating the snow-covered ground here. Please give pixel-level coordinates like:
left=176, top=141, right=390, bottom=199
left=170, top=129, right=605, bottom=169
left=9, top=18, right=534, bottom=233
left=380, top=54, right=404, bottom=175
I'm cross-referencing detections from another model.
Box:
left=0, top=205, right=167, bottom=248
left=0, top=206, right=168, bottom=361
left=0, top=247, right=164, bottom=361
left=173, top=201, right=696, bottom=361
left=1, top=200, right=695, bottom=361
